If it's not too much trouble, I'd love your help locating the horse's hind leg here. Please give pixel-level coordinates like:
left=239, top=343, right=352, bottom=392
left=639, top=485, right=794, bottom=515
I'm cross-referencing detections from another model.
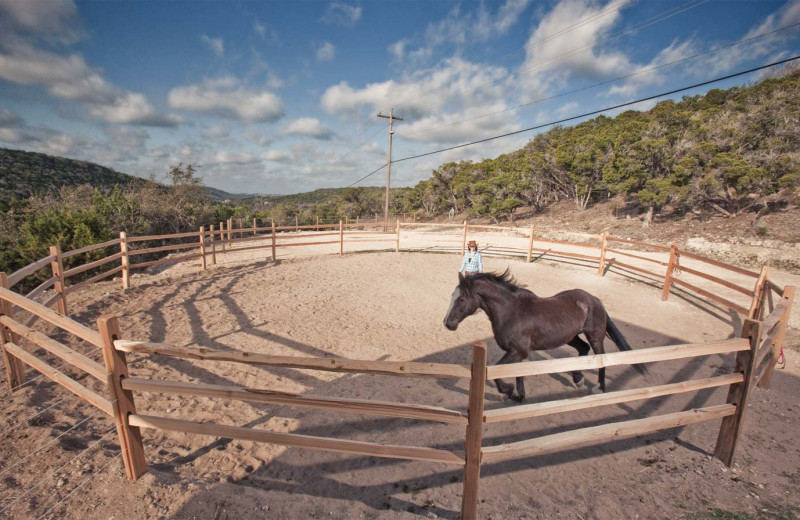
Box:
left=585, top=331, right=607, bottom=393
left=515, top=376, right=526, bottom=403
left=493, top=349, right=526, bottom=401
left=567, top=336, right=591, bottom=387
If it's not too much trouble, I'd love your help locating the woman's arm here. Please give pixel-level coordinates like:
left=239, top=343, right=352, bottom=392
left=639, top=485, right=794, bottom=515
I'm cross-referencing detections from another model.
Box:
left=458, top=253, right=468, bottom=273
left=476, top=252, right=483, bottom=272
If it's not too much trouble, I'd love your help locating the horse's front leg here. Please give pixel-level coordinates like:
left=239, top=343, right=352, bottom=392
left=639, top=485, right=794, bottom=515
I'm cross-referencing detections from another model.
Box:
left=493, top=348, right=526, bottom=401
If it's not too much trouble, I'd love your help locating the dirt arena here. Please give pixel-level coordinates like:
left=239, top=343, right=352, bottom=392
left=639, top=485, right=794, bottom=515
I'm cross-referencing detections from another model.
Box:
left=1, top=243, right=799, bottom=519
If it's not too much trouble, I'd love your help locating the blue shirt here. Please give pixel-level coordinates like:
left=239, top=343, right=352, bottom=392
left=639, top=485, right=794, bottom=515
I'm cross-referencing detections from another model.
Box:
left=459, top=251, right=483, bottom=273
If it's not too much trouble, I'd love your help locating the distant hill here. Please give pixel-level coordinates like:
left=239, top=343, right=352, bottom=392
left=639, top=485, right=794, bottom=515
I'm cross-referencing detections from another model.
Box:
left=245, top=186, right=386, bottom=207
left=0, top=148, right=250, bottom=202
left=0, top=148, right=141, bottom=201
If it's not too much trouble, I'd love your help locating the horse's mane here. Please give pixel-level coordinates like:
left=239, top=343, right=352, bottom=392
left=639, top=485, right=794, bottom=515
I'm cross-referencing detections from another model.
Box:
left=461, top=269, right=526, bottom=293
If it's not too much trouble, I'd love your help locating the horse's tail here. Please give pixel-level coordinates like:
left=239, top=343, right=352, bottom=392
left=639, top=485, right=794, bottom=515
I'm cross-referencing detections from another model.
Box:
left=605, top=313, right=648, bottom=377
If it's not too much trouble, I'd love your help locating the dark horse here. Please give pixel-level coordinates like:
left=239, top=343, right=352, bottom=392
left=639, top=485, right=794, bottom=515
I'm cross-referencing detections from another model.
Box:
left=443, top=270, right=647, bottom=401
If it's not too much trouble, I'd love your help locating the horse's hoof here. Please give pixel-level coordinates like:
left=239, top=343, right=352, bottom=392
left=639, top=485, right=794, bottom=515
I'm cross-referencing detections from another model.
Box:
left=511, top=394, right=525, bottom=403
left=573, top=376, right=584, bottom=388
left=590, top=383, right=605, bottom=394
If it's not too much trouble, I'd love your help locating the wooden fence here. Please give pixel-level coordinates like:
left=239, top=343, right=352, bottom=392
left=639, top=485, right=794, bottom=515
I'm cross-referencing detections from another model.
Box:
left=0, top=219, right=796, bottom=519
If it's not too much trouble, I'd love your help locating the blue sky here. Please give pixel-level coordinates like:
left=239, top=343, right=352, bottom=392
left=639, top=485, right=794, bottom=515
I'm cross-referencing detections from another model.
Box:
left=1, top=0, right=799, bottom=195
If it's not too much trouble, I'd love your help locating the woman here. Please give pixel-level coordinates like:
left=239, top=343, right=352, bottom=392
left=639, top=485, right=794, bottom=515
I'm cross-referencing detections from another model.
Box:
left=458, top=240, right=483, bottom=274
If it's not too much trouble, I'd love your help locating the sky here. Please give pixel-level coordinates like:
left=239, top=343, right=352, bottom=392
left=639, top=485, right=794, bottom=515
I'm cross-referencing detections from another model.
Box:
left=1, top=0, right=799, bottom=195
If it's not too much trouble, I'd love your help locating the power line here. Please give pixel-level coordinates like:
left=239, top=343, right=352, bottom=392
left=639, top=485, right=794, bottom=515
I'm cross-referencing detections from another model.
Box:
left=332, top=122, right=389, bottom=165
left=397, top=21, right=800, bottom=139
left=346, top=163, right=387, bottom=188
left=388, top=55, right=800, bottom=166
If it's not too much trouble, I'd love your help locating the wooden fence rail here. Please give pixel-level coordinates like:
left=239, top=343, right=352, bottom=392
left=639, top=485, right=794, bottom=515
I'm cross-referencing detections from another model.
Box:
left=113, top=340, right=472, bottom=379
left=2, top=219, right=772, bottom=324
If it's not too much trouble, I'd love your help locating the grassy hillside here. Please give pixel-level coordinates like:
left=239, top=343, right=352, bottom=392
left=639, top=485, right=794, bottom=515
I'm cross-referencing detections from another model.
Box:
left=0, top=147, right=249, bottom=202
left=0, top=148, right=139, bottom=201
left=406, top=67, right=800, bottom=222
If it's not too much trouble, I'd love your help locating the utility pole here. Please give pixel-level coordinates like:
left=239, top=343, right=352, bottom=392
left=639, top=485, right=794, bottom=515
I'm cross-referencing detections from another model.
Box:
left=377, top=109, right=403, bottom=232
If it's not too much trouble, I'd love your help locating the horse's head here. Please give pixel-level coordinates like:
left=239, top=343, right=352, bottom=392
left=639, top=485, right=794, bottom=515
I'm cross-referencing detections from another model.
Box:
left=443, top=273, right=481, bottom=331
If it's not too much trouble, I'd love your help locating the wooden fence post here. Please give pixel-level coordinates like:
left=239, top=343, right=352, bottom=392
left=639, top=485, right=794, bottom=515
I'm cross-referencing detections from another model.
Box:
left=714, top=318, right=761, bottom=467
left=374, top=213, right=378, bottom=226
left=345, top=216, right=349, bottom=228
left=395, top=220, right=400, bottom=252
left=253, top=218, right=257, bottom=237
left=661, top=244, right=679, bottom=301
left=461, top=220, right=468, bottom=256
left=49, top=245, right=68, bottom=315
left=295, top=215, right=299, bottom=232
left=209, top=225, right=217, bottom=266
left=119, top=231, right=130, bottom=290
left=228, top=218, right=233, bottom=245
left=356, top=216, right=360, bottom=230
left=271, top=221, right=277, bottom=262
left=758, top=286, right=795, bottom=389
left=461, top=342, right=487, bottom=520
left=316, top=215, right=319, bottom=231
left=199, top=226, right=207, bottom=270
left=0, top=272, right=26, bottom=389
left=526, top=225, right=535, bottom=263
left=597, top=231, right=609, bottom=276
left=747, top=266, right=770, bottom=320
left=97, top=316, right=147, bottom=480
left=339, top=220, right=344, bottom=255
left=219, top=222, right=226, bottom=252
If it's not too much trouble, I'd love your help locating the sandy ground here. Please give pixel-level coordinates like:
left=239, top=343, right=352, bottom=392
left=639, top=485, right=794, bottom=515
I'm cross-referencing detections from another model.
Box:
left=1, top=232, right=798, bottom=519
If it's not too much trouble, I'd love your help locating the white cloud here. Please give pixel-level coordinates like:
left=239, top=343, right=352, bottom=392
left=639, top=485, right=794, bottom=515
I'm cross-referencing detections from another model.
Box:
left=606, top=38, right=696, bottom=97
left=316, top=42, right=335, bottom=62
left=516, top=0, right=632, bottom=98
left=88, top=91, right=182, bottom=126
left=254, top=21, right=266, bottom=38
left=390, top=0, right=530, bottom=65
left=0, top=44, right=179, bottom=126
left=0, top=107, right=22, bottom=127
left=283, top=117, right=334, bottom=139
left=322, top=3, right=362, bottom=27
left=244, top=128, right=276, bottom=147
left=0, top=2, right=178, bottom=126
left=262, top=149, right=292, bottom=162
left=556, top=101, right=578, bottom=117
left=398, top=101, right=522, bottom=145
left=205, top=151, right=259, bottom=165
left=388, top=40, right=408, bottom=61
left=201, top=34, right=224, bottom=56
left=168, top=77, right=285, bottom=122
left=0, top=0, right=85, bottom=44
left=697, top=1, right=800, bottom=76
left=0, top=109, right=99, bottom=158
left=253, top=21, right=281, bottom=45
left=427, top=1, right=531, bottom=47
left=202, top=124, right=230, bottom=142
left=322, top=57, right=511, bottom=121
left=605, top=1, right=800, bottom=98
